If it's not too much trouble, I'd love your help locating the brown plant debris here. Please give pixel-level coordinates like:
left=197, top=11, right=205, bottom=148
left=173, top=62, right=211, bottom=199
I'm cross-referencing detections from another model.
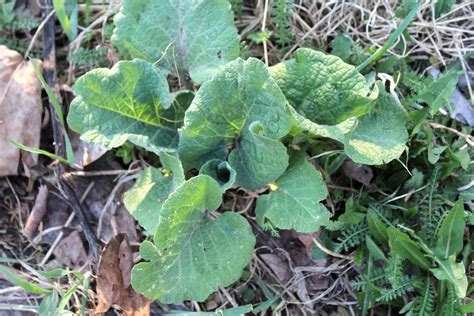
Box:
left=53, top=230, right=89, bottom=270
left=23, top=185, right=48, bottom=239
left=342, top=159, right=373, bottom=186
left=0, top=45, right=43, bottom=176
left=95, top=234, right=151, bottom=315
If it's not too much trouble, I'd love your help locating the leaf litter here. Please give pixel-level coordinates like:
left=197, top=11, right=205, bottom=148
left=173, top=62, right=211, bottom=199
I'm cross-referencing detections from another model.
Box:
left=0, top=45, right=43, bottom=176
left=95, top=234, right=151, bottom=315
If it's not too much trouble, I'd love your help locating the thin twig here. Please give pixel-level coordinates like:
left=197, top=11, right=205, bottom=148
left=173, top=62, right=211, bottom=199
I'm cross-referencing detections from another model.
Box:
left=41, top=0, right=100, bottom=263
left=429, top=122, right=474, bottom=147
left=312, top=238, right=353, bottom=260
left=261, top=0, right=270, bottom=66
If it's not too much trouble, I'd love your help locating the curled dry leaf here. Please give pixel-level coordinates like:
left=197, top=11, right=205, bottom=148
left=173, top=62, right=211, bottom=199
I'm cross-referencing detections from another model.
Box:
left=0, top=45, right=42, bottom=176
left=23, top=185, right=48, bottom=239
left=96, top=234, right=151, bottom=315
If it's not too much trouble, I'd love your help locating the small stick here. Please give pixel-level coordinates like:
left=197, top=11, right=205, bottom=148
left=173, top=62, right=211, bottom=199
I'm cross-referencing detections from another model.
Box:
left=429, top=122, right=474, bottom=147
left=23, top=185, right=49, bottom=239
left=261, top=0, right=270, bottom=66
left=41, top=0, right=100, bottom=263
left=312, top=238, right=353, bottom=261
left=58, top=178, right=100, bottom=262
left=66, top=168, right=141, bottom=177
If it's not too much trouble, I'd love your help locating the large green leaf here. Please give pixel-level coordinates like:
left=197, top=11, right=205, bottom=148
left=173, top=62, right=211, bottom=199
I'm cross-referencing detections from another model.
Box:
left=343, top=87, right=408, bottom=165
left=287, top=105, right=356, bottom=143
left=431, top=256, right=467, bottom=298
left=387, top=227, right=431, bottom=270
left=269, top=48, right=375, bottom=125
left=228, top=122, right=289, bottom=189
left=112, top=0, right=240, bottom=84
left=255, top=151, right=331, bottom=232
left=131, top=175, right=255, bottom=303
left=290, top=85, right=407, bottom=165
left=435, top=200, right=465, bottom=259
left=123, top=152, right=185, bottom=235
left=68, top=59, right=191, bottom=155
left=270, top=49, right=407, bottom=165
left=178, top=58, right=291, bottom=190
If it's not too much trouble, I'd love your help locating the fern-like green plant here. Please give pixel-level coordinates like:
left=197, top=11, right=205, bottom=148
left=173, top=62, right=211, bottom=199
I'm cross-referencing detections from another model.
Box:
left=230, top=0, right=243, bottom=20
left=377, top=275, right=417, bottom=303
left=272, top=0, right=294, bottom=46
left=385, top=254, right=404, bottom=288
left=68, top=46, right=108, bottom=67
left=334, top=222, right=368, bottom=252
left=413, top=277, right=435, bottom=315
left=439, top=284, right=462, bottom=316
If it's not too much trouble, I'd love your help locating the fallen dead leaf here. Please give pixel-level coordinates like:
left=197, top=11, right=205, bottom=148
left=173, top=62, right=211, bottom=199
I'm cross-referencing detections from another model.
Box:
left=96, top=234, right=151, bottom=315
left=0, top=45, right=42, bottom=176
left=296, top=231, right=320, bottom=258
left=71, top=131, right=106, bottom=168
left=53, top=230, right=89, bottom=270
left=342, top=159, right=373, bottom=186
left=260, top=253, right=292, bottom=284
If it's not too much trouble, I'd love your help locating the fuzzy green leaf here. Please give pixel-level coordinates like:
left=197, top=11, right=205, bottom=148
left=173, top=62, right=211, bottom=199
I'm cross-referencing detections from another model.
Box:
left=387, top=227, right=431, bottom=270
left=199, top=159, right=236, bottom=192
left=179, top=58, right=291, bottom=190
left=431, top=256, right=467, bottom=298
left=287, top=105, right=356, bottom=142
left=112, top=0, right=240, bottom=83
left=131, top=175, right=255, bottom=303
left=123, top=152, right=185, bottom=235
left=123, top=168, right=170, bottom=235
left=228, top=122, right=289, bottom=190
left=256, top=151, right=331, bottom=232
left=289, top=83, right=407, bottom=165
left=270, top=48, right=375, bottom=125
left=68, top=59, right=191, bottom=155
left=435, top=200, right=465, bottom=259
left=343, top=87, right=408, bottom=165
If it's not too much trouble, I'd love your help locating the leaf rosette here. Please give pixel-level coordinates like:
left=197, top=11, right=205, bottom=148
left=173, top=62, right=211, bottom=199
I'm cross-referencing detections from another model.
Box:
left=179, top=57, right=292, bottom=189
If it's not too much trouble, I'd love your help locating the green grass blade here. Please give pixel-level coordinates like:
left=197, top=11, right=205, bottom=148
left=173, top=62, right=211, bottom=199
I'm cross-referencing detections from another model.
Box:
left=356, top=0, right=422, bottom=72
left=0, top=265, right=51, bottom=295
left=69, top=0, right=78, bottom=40
left=9, top=140, right=73, bottom=166
left=56, top=284, right=77, bottom=312
left=30, top=59, right=75, bottom=164
left=53, top=0, right=74, bottom=41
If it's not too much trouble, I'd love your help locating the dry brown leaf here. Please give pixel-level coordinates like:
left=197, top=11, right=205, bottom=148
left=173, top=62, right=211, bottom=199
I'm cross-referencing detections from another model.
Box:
left=23, top=185, right=48, bottom=239
left=342, top=159, right=373, bottom=186
left=71, top=131, right=106, bottom=167
left=0, top=45, right=42, bottom=176
left=260, top=253, right=292, bottom=284
left=296, top=231, right=320, bottom=258
left=53, top=230, right=89, bottom=270
left=96, top=234, right=151, bottom=315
